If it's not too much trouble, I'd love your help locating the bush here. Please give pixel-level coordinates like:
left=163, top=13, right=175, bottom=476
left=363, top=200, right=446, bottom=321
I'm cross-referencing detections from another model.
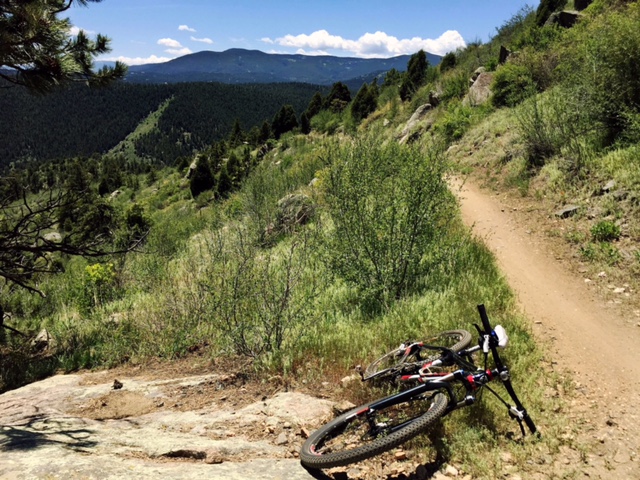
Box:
left=433, top=102, right=475, bottom=143
left=198, top=226, right=321, bottom=357
left=516, top=87, right=594, bottom=169
left=439, top=71, right=469, bottom=103
left=321, top=131, right=455, bottom=311
left=492, top=63, right=535, bottom=108
left=591, top=221, right=621, bottom=242
left=310, top=109, right=342, bottom=135
left=558, top=3, right=640, bottom=146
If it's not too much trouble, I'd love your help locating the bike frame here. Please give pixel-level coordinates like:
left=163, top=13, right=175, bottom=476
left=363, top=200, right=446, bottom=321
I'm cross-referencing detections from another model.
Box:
left=363, top=305, right=537, bottom=437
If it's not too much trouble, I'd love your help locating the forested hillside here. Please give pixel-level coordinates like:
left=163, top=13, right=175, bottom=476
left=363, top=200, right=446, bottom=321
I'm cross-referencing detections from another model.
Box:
left=0, top=81, right=324, bottom=167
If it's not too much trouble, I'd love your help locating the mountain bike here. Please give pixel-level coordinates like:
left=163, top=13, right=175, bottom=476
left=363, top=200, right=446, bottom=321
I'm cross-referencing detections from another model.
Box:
left=300, top=304, right=537, bottom=469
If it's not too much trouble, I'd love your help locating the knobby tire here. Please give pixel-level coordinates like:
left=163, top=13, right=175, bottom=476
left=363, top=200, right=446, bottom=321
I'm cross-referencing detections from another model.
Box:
left=300, top=392, right=448, bottom=469
left=363, top=330, right=472, bottom=381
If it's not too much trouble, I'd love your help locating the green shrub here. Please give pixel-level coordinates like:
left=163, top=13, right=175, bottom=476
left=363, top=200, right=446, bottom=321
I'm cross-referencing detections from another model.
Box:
left=433, top=102, right=475, bottom=143
left=558, top=2, right=640, bottom=146
left=591, top=221, right=621, bottom=242
left=320, top=131, right=455, bottom=312
left=198, top=226, right=321, bottom=357
left=516, top=88, right=594, bottom=169
left=439, top=71, right=469, bottom=103
left=82, top=262, right=119, bottom=310
left=310, top=109, right=342, bottom=134
left=491, top=63, right=535, bottom=108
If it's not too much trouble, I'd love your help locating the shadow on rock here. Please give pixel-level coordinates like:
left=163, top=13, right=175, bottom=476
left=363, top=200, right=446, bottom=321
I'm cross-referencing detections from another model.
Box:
left=0, top=414, right=97, bottom=452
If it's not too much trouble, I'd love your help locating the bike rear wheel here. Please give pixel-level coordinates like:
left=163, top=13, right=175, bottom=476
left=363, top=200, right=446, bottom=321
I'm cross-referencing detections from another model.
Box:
left=300, top=390, right=447, bottom=469
left=363, top=330, right=472, bottom=381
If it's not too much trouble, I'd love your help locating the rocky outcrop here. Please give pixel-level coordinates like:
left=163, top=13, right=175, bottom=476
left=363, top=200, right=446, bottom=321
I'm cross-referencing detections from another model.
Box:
left=574, top=0, right=593, bottom=11
left=469, top=67, right=486, bottom=86
left=546, top=10, right=584, bottom=28
left=0, top=371, right=334, bottom=479
left=399, top=103, right=436, bottom=144
left=499, top=45, right=511, bottom=65
left=463, top=72, right=495, bottom=107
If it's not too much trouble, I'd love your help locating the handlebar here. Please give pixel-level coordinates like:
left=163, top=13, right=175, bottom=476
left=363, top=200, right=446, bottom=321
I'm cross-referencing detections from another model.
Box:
left=477, top=304, right=492, bottom=334
left=476, top=304, right=538, bottom=436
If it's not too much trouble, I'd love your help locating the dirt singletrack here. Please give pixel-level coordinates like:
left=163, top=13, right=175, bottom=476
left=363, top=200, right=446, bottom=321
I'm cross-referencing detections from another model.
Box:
left=452, top=176, right=640, bottom=477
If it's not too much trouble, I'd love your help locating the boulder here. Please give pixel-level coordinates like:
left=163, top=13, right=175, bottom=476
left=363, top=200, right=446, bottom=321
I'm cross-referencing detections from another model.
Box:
left=399, top=103, right=436, bottom=144
left=31, top=328, right=56, bottom=351
left=44, top=232, right=62, bottom=243
left=601, top=180, right=616, bottom=195
left=275, top=193, right=315, bottom=231
left=574, top=0, right=593, bottom=11
left=463, top=72, right=495, bottom=107
left=499, top=45, right=511, bottom=64
left=555, top=204, right=580, bottom=219
left=546, top=10, right=583, bottom=28
left=469, top=67, right=486, bottom=86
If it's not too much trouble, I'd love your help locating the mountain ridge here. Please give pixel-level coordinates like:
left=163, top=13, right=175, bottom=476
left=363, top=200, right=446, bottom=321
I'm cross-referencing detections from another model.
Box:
left=125, top=48, right=442, bottom=86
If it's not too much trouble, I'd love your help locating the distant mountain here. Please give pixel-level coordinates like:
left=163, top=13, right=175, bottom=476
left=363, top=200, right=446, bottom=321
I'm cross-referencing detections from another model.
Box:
left=126, top=48, right=442, bottom=86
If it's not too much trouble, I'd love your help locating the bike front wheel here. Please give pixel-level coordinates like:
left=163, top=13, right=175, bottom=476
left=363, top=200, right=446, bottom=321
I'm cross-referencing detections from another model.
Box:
left=300, top=390, right=448, bottom=469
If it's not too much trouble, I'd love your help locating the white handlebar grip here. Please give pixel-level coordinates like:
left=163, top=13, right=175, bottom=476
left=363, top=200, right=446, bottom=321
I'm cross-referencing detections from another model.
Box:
left=494, top=325, right=509, bottom=348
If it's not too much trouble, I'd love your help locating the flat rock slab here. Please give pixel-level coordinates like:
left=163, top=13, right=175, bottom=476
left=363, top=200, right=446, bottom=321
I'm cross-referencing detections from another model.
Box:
left=0, top=371, right=334, bottom=479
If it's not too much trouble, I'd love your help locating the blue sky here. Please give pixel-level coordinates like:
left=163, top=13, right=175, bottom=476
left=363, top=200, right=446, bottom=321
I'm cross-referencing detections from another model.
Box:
left=68, top=0, right=539, bottom=65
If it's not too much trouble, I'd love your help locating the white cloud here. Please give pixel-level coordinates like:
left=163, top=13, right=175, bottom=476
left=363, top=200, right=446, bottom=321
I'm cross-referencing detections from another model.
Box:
left=158, top=38, right=183, bottom=49
left=262, top=29, right=466, bottom=58
left=166, top=47, right=192, bottom=56
left=179, top=25, right=196, bottom=32
left=68, top=26, right=95, bottom=36
left=191, top=36, right=214, bottom=45
left=104, top=55, right=172, bottom=66
left=295, top=48, right=330, bottom=56
left=157, top=38, right=192, bottom=57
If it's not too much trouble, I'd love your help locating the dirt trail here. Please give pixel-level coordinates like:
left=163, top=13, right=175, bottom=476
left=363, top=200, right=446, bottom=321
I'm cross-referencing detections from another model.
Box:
left=453, top=177, right=640, bottom=477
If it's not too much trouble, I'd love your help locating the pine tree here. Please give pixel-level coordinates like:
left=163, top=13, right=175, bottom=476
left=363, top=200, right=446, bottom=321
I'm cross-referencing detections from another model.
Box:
left=305, top=91, right=324, bottom=119
left=272, top=105, right=298, bottom=139
left=439, top=52, right=457, bottom=73
left=0, top=0, right=127, bottom=92
left=351, top=83, right=378, bottom=123
left=228, top=118, right=244, bottom=148
left=189, top=156, right=215, bottom=198
left=259, top=121, right=272, bottom=143
left=300, top=112, right=311, bottom=134
left=400, top=50, right=429, bottom=101
left=324, top=82, right=351, bottom=112
left=217, top=164, right=233, bottom=198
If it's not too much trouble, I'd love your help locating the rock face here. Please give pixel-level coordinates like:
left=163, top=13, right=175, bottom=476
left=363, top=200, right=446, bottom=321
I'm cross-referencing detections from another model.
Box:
left=574, top=0, right=593, bottom=11
left=463, top=72, right=495, bottom=107
left=499, top=45, right=511, bottom=64
left=0, top=371, right=334, bottom=479
left=546, top=10, right=583, bottom=28
left=399, top=103, right=435, bottom=144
